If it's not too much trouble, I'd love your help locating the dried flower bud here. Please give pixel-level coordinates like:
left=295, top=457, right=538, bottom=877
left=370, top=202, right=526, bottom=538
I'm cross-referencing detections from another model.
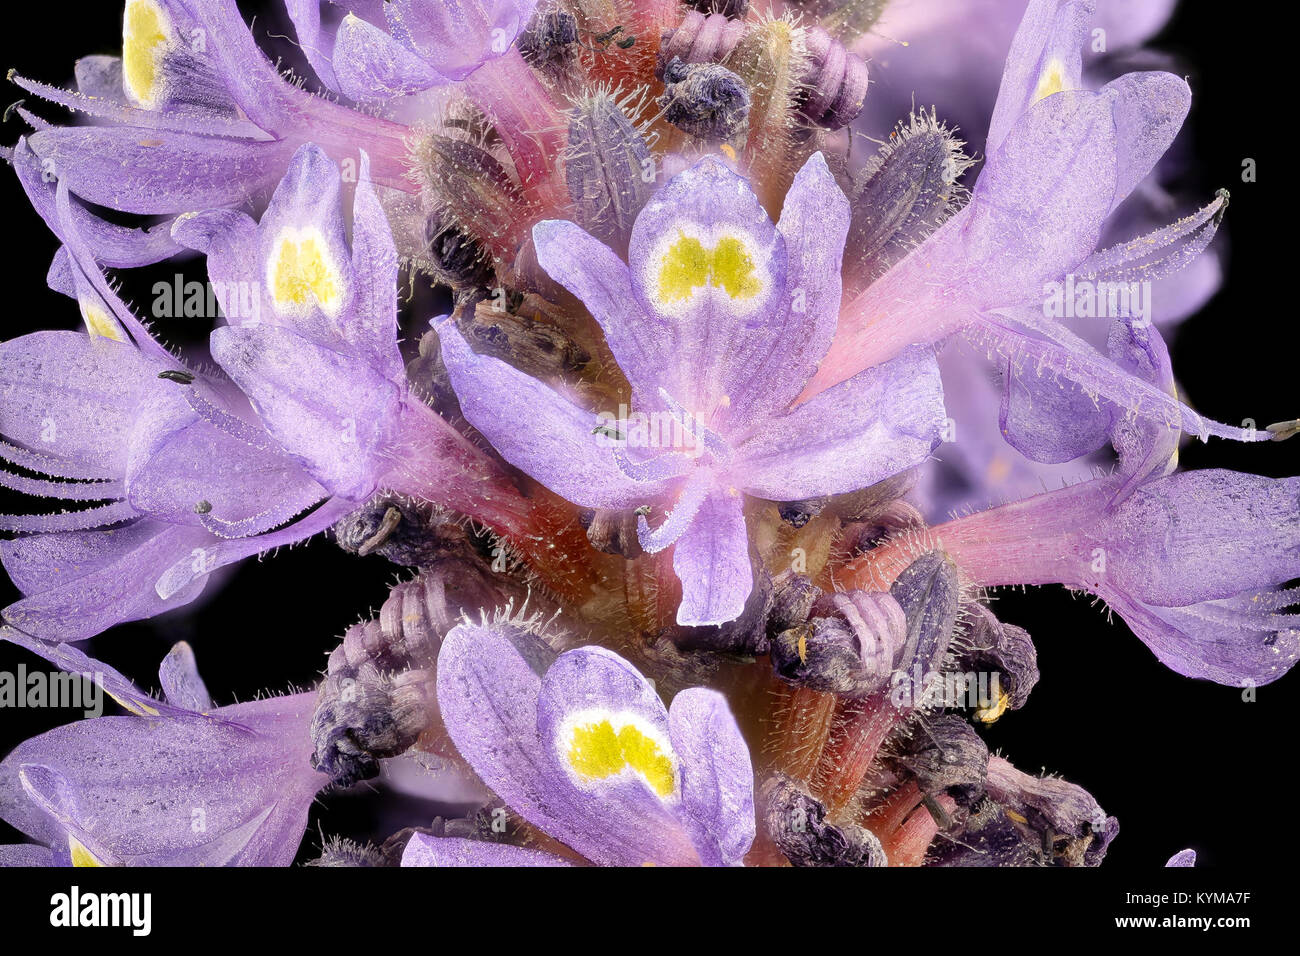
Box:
left=768, top=569, right=819, bottom=636
left=956, top=604, right=1040, bottom=721
left=310, top=666, right=437, bottom=787
left=778, top=496, right=826, bottom=528
left=891, top=550, right=961, bottom=679
left=762, top=773, right=887, bottom=867
left=659, top=58, right=752, bottom=141
left=771, top=589, right=906, bottom=695
left=414, top=134, right=523, bottom=262
left=406, top=330, right=463, bottom=418
left=423, top=212, right=493, bottom=292
left=334, top=497, right=461, bottom=567
left=687, top=0, right=749, bottom=18
left=656, top=11, right=747, bottom=80
left=457, top=297, right=592, bottom=381
left=889, top=715, right=989, bottom=805
left=565, top=89, right=654, bottom=251
left=845, top=110, right=971, bottom=292
left=932, top=756, right=1118, bottom=867
left=796, top=27, right=868, bottom=130
left=518, top=9, right=580, bottom=68
left=580, top=507, right=644, bottom=558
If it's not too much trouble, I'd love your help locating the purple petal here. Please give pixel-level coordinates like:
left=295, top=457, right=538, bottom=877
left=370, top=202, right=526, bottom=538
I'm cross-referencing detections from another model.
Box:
left=735, top=346, right=945, bottom=500
left=27, top=126, right=290, bottom=215
left=210, top=324, right=399, bottom=500
left=437, top=322, right=660, bottom=509
left=1097, top=470, right=1300, bottom=607
left=726, top=151, right=850, bottom=428
left=625, top=156, right=788, bottom=417
left=534, top=646, right=701, bottom=865
left=1, top=692, right=324, bottom=866
left=1, top=522, right=211, bottom=641
left=334, top=13, right=448, bottom=99
left=401, top=833, right=572, bottom=867
left=672, top=489, right=751, bottom=627
left=1165, top=848, right=1197, bottom=867
left=987, top=0, right=1093, bottom=153
left=667, top=688, right=755, bottom=866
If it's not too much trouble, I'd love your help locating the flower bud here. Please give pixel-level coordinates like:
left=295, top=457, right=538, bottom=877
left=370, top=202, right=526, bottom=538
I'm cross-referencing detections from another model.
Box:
left=518, top=9, right=580, bottom=68
left=845, top=110, right=971, bottom=292
left=762, top=772, right=887, bottom=866
left=456, top=296, right=592, bottom=382
left=656, top=11, right=747, bottom=81
left=565, top=89, right=654, bottom=251
left=770, top=589, right=906, bottom=695
left=797, top=27, right=869, bottom=130
left=889, top=714, right=989, bottom=805
left=310, top=666, right=437, bottom=787
left=956, top=604, right=1040, bottom=721
left=659, top=58, right=752, bottom=141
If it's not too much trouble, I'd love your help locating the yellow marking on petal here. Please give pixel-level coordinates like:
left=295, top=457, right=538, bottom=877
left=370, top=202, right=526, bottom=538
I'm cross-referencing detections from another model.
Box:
left=719, top=143, right=737, bottom=162
left=81, top=302, right=125, bottom=342
left=123, top=0, right=171, bottom=109
left=268, top=230, right=343, bottom=315
left=974, top=690, right=1010, bottom=724
left=1005, top=809, right=1029, bottom=826
left=566, top=718, right=676, bottom=798
left=657, top=233, right=761, bottom=305
left=108, top=689, right=159, bottom=717
left=1031, top=58, right=1067, bottom=104
left=70, top=836, right=106, bottom=867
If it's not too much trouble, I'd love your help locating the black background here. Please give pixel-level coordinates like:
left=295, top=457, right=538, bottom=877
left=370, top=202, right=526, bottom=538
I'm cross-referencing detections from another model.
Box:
left=0, top=1, right=1294, bottom=872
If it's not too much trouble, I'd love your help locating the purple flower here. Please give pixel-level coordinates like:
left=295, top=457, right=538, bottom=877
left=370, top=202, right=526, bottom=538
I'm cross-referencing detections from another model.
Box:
left=407, top=618, right=754, bottom=867
left=10, top=0, right=412, bottom=223
left=0, top=168, right=342, bottom=641
left=0, top=634, right=325, bottom=866
left=175, top=143, right=546, bottom=533
left=859, top=323, right=1300, bottom=686
left=813, top=0, right=1252, bottom=457
left=1166, top=848, right=1197, bottom=867
left=284, top=0, right=539, bottom=99
left=439, top=152, right=946, bottom=625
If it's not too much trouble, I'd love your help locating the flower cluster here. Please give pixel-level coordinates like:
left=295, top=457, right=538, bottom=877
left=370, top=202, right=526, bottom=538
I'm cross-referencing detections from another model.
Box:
left=0, top=0, right=1292, bottom=868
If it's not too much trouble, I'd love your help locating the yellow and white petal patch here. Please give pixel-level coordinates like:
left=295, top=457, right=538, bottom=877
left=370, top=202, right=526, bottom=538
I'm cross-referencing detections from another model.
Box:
left=560, top=709, right=678, bottom=800
left=80, top=301, right=126, bottom=342
left=69, top=835, right=107, bottom=867
left=645, top=226, right=770, bottom=316
left=1031, top=57, right=1069, bottom=104
left=266, top=227, right=346, bottom=317
left=123, top=0, right=173, bottom=109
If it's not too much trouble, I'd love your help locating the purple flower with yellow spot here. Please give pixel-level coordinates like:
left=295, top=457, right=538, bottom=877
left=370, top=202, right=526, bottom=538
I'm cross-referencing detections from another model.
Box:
left=0, top=633, right=325, bottom=866
left=403, top=618, right=755, bottom=867
left=439, top=152, right=946, bottom=625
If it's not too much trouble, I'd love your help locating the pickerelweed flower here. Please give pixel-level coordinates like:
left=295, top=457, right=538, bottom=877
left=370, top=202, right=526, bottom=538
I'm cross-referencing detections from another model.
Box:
left=418, top=618, right=755, bottom=866
left=0, top=0, right=1294, bottom=870
left=439, top=151, right=946, bottom=625
left=0, top=631, right=325, bottom=866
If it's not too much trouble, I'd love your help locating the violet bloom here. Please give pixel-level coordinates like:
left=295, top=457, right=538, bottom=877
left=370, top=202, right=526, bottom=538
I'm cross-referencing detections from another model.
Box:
left=810, top=0, right=1252, bottom=459
left=1, top=163, right=338, bottom=641
left=0, top=633, right=325, bottom=866
left=11, top=0, right=413, bottom=227
left=856, top=321, right=1300, bottom=687
left=407, top=619, right=755, bottom=867
left=1166, top=849, right=1196, bottom=867
left=439, top=152, right=946, bottom=625
left=171, top=144, right=541, bottom=554
left=284, top=0, right=538, bottom=99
